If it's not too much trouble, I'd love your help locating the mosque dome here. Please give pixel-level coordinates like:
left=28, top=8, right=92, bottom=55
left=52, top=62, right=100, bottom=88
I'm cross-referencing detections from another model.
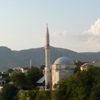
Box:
left=54, top=56, right=74, bottom=65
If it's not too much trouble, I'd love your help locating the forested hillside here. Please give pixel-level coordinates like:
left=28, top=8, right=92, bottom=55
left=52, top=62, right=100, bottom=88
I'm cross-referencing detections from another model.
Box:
left=0, top=46, right=100, bottom=71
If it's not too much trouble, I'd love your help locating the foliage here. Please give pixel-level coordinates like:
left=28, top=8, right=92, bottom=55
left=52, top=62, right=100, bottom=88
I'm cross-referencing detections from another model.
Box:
left=2, top=72, right=9, bottom=78
left=18, top=90, right=51, bottom=100
left=9, top=66, right=43, bottom=90
left=3, top=66, right=100, bottom=100
left=8, top=69, right=13, bottom=73
left=40, top=65, right=45, bottom=70
left=1, top=84, right=18, bottom=100
left=5, top=76, right=11, bottom=83
left=90, top=83, right=100, bottom=100
left=27, top=66, right=43, bottom=89
left=74, top=66, right=80, bottom=73
left=13, top=66, right=100, bottom=100
left=53, top=77, right=76, bottom=100
left=36, top=90, right=51, bottom=100
left=27, top=90, right=38, bottom=100
left=11, top=72, right=28, bottom=89
left=18, top=90, right=27, bottom=100
left=53, top=67, right=100, bottom=100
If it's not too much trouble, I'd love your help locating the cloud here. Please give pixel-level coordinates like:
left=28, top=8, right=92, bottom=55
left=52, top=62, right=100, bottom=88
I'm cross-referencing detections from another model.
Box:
left=88, top=19, right=100, bottom=35
left=73, top=18, right=100, bottom=51
left=82, top=19, right=100, bottom=42
left=51, top=31, right=69, bottom=39
left=50, top=18, right=100, bottom=52
left=48, top=31, right=72, bottom=48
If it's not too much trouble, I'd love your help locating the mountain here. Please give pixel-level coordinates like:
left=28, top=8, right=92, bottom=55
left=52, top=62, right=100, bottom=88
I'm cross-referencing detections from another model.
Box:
left=0, top=47, right=25, bottom=71
left=0, top=46, right=100, bottom=71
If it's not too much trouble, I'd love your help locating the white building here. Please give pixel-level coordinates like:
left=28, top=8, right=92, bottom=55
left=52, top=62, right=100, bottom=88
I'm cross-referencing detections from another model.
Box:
left=44, top=24, right=51, bottom=90
left=80, top=61, right=100, bottom=71
left=37, top=25, right=77, bottom=90
left=20, top=68, right=29, bottom=74
left=52, top=56, right=76, bottom=90
left=0, top=76, right=6, bottom=91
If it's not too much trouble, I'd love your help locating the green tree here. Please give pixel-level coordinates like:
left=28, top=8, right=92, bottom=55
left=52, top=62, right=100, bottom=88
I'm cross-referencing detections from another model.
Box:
left=90, top=83, right=100, bottom=100
left=8, top=69, right=13, bottom=73
left=27, top=66, right=43, bottom=89
left=11, top=72, right=27, bottom=89
left=27, top=90, right=38, bottom=100
left=40, top=65, right=45, bottom=70
left=53, top=67, right=100, bottom=100
left=18, top=90, right=27, bottom=100
left=53, top=77, right=76, bottom=100
left=36, top=90, right=51, bottom=100
left=1, top=84, right=17, bottom=100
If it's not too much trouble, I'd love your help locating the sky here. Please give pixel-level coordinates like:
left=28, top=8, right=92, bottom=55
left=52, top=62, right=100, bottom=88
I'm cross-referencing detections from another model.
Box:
left=0, top=0, right=100, bottom=52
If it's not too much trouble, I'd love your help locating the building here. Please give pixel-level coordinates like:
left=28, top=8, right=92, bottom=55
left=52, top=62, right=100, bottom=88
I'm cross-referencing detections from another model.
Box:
left=44, top=24, right=51, bottom=90
left=9, top=67, right=29, bottom=76
left=20, top=67, right=29, bottom=74
left=44, top=25, right=77, bottom=90
left=52, top=56, right=76, bottom=90
left=80, top=61, right=100, bottom=71
left=0, top=76, right=6, bottom=91
left=37, top=25, right=77, bottom=90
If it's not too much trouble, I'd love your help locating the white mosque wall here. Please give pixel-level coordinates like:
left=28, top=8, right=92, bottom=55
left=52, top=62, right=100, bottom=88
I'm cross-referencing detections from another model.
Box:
left=52, top=64, right=76, bottom=90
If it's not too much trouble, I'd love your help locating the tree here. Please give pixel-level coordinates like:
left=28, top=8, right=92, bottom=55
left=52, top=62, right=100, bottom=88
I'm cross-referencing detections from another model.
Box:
left=36, top=90, right=51, bottom=100
left=11, top=72, right=27, bottom=89
left=53, top=77, right=76, bottom=100
left=27, top=90, right=38, bottom=100
left=90, top=83, right=100, bottom=100
left=40, top=65, right=45, bottom=70
left=53, top=67, right=100, bottom=100
left=8, top=69, right=13, bottom=73
left=18, top=90, right=27, bottom=100
left=27, top=66, right=43, bottom=89
left=1, top=84, right=17, bottom=100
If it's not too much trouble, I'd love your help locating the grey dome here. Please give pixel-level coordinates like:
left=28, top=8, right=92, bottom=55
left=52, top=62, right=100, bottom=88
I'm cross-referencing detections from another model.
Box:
left=54, top=56, right=74, bottom=65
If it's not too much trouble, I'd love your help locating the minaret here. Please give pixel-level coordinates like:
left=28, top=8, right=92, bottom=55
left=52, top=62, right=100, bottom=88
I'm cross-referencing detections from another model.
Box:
left=30, top=59, right=32, bottom=68
left=44, top=24, right=51, bottom=90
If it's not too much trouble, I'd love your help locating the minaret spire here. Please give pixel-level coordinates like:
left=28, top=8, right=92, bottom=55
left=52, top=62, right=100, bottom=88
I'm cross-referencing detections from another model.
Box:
left=46, top=24, right=49, bottom=35
left=44, top=24, right=51, bottom=90
left=46, top=24, right=49, bottom=47
left=30, top=59, right=32, bottom=68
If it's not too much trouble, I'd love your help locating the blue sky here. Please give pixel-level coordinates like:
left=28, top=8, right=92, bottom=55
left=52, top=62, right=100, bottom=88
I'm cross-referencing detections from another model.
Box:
left=0, top=0, right=100, bottom=52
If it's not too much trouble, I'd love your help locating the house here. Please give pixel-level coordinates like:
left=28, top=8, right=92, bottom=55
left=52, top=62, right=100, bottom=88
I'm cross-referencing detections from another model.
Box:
left=20, top=68, right=29, bottom=74
left=0, top=76, right=6, bottom=91
left=80, top=61, right=100, bottom=71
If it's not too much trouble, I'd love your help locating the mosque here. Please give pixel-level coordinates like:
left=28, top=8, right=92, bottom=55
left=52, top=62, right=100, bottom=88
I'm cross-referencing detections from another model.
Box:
left=37, top=25, right=77, bottom=90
